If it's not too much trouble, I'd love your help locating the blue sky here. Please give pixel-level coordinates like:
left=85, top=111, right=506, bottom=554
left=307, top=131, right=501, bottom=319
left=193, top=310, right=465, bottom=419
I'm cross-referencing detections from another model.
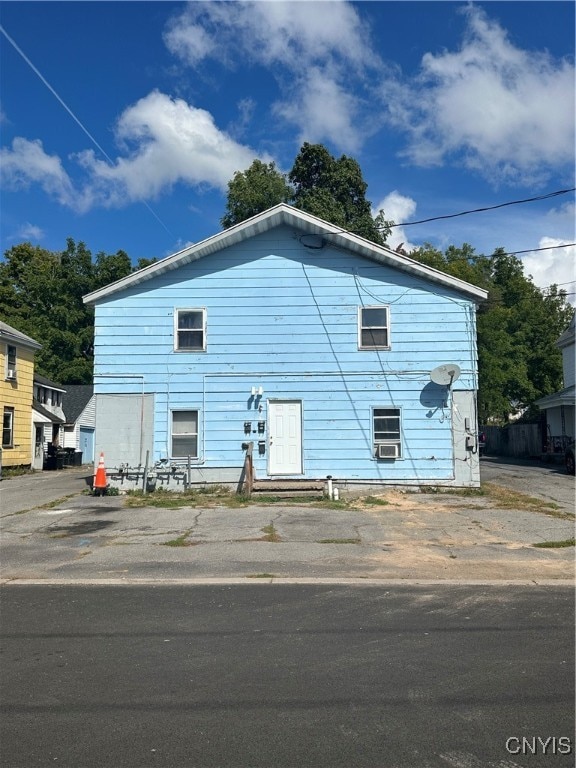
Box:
left=1, top=1, right=575, bottom=301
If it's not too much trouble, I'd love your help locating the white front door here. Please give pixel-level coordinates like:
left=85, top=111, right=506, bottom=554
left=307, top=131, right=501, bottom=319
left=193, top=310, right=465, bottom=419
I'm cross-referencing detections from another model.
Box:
left=268, top=400, right=303, bottom=475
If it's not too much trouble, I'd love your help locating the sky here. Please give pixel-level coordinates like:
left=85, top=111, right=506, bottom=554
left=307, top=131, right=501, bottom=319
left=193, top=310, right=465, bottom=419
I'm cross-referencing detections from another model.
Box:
left=1, top=0, right=575, bottom=303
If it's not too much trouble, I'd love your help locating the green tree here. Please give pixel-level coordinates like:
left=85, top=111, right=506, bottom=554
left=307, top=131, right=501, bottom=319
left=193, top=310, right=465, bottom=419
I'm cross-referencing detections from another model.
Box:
left=221, top=160, right=292, bottom=229
left=410, top=243, right=573, bottom=422
left=289, top=143, right=388, bottom=245
left=0, top=239, right=136, bottom=383
left=220, top=143, right=392, bottom=244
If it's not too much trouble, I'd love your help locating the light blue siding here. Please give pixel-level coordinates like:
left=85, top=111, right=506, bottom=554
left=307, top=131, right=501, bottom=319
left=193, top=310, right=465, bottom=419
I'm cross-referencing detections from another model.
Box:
left=93, top=226, right=480, bottom=483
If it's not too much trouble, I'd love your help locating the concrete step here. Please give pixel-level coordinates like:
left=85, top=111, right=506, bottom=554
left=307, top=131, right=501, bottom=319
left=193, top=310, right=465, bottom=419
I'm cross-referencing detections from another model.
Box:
left=251, top=480, right=326, bottom=498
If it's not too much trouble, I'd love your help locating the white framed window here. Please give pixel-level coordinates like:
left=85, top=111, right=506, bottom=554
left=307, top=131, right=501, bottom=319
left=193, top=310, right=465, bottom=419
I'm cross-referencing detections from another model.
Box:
left=372, top=407, right=401, bottom=459
left=171, top=410, right=199, bottom=458
left=358, top=306, right=390, bottom=349
left=5, top=345, right=17, bottom=379
left=174, top=309, right=206, bottom=351
left=2, top=407, right=14, bottom=448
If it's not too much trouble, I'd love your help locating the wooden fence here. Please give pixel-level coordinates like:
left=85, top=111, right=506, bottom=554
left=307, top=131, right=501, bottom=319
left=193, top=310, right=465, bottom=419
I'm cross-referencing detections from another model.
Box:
left=482, top=424, right=543, bottom=458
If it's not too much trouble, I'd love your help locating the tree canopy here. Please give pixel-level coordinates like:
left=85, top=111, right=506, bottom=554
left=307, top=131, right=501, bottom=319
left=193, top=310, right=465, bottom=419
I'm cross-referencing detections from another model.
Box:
left=221, top=142, right=391, bottom=245
left=0, top=239, right=155, bottom=384
left=409, top=244, right=573, bottom=423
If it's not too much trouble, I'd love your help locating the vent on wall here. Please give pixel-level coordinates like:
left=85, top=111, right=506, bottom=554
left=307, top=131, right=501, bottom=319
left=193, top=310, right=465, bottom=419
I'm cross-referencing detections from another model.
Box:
left=376, top=443, right=399, bottom=459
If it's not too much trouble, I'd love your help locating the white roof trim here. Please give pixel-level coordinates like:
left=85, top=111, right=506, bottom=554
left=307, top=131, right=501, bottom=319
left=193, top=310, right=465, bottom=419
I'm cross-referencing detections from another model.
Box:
left=83, top=204, right=488, bottom=304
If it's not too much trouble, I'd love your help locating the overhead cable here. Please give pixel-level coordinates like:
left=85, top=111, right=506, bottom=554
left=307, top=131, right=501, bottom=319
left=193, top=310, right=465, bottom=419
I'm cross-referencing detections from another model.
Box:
left=387, top=188, right=576, bottom=228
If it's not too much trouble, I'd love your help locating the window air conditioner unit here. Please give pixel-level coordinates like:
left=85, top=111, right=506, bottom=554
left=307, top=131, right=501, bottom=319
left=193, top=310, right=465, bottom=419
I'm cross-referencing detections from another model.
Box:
left=377, top=443, right=399, bottom=459
left=6, top=369, right=16, bottom=380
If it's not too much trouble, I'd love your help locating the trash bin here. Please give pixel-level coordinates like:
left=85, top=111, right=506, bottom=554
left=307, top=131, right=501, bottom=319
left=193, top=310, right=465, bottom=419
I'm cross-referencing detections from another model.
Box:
left=63, top=448, right=75, bottom=467
left=74, top=451, right=83, bottom=466
left=56, top=450, right=65, bottom=470
left=45, top=455, right=57, bottom=470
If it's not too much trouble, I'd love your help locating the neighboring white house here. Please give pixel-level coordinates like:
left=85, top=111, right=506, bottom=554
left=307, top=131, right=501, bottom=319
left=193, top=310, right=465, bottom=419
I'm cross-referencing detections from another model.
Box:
left=62, top=384, right=95, bottom=464
left=536, top=312, right=575, bottom=454
left=32, top=374, right=66, bottom=470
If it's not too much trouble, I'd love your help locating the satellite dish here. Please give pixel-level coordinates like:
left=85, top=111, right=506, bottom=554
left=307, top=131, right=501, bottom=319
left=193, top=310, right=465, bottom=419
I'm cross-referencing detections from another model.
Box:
left=430, top=364, right=461, bottom=387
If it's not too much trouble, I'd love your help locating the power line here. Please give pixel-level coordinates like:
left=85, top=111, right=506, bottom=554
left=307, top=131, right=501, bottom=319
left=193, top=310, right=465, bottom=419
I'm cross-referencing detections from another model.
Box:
left=0, top=24, right=175, bottom=239
left=388, top=188, right=576, bottom=228
left=437, top=243, right=576, bottom=260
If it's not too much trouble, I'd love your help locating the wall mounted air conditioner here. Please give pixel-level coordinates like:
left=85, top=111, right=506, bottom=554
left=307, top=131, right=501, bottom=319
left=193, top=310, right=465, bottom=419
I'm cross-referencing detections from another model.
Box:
left=376, top=443, right=399, bottom=459
left=6, top=368, right=16, bottom=381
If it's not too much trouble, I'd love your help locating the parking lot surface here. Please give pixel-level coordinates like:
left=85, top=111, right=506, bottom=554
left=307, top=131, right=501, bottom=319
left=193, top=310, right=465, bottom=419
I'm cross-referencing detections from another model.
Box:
left=1, top=458, right=573, bottom=584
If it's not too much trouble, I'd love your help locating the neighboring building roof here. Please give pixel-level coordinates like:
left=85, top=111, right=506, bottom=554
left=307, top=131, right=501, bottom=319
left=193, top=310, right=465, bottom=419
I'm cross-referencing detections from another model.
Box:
left=34, top=373, right=66, bottom=392
left=557, top=312, right=575, bottom=349
left=0, top=320, right=42, bottom=351
left=32, top=401, right=65, bottom=423
left=62, top=384, right=94, bottom=423
left=84, top=204, right=489, bottom=305
left=535, top=384, right=576, bottom=410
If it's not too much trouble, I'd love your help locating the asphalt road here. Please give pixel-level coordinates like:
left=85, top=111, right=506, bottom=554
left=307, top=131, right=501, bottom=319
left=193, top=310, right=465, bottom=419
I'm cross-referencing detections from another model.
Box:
left=480, top=456, right=575, bottom=511
left=1, top=584, right=574, bottom=768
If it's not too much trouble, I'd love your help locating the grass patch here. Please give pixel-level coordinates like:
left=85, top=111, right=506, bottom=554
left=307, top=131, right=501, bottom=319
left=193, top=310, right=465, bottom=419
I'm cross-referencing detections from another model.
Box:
left=162, top=530, right=196, bottom=547
left=125, top=486, right=235, bottom=509
left=481, top=482, right=572, bottom=517
left=532, top=538, right=575, bottom=549
left=246, top=573, right=276, bottom=578
left=0, top=467, right=36, bottom=479
left=40, top=494, right=78, bottom=510
left=317, top=538, right=361, bottom=544
left=261, top=523, right=281, bottom=542
left=362, top=496, right=389, bottom=506
left=428, top=486, right=488, bottom=497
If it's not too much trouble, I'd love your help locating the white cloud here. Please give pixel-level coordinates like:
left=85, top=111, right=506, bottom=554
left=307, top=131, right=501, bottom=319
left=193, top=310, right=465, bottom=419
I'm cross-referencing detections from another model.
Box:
left=273, top=67, right=364, bottom=153
left=0, top=92, right=267, bottom=211
left=521, top=238, right=576, bottom=306
left=382, top=5, right=575, bottom=185
left=78, top=91, right=265, bottom=205
left=373, top=191, right=418, bottom=252
left=18, top=222, right=44, bottom=241
left=163, top=1, right=380, bottom=152
left=0, top=137, right=86, bottom=210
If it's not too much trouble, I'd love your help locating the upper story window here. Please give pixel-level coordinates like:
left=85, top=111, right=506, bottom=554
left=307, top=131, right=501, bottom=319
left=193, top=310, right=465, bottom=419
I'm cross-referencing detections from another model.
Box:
left=358, top=306, right=390, bottom=350
left=175, top=309, right=206, bottom=352
left=5, top=345, right=17, bottom=379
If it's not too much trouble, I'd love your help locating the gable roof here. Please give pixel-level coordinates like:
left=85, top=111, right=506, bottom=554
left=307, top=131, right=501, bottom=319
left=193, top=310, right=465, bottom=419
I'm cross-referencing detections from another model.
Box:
left=62, top=384, right=94, bottom=423
left=83, top=203, right=488, bottom=305
left=0, top=320, right=42, bottom=350
left=557, top=312, right=575, bottom=349
left=34, top=373, right=66, bottom=392
left=32, top=401, right=65, bottom=424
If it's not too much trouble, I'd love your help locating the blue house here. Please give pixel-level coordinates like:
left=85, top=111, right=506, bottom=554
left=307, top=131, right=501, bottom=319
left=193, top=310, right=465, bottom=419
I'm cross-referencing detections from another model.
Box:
left=83, top=204, right=487, bottom=490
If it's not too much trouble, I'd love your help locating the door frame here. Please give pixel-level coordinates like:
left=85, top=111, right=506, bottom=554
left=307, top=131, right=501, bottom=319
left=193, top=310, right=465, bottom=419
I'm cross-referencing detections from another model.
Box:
left=267, top=399, right=303, bottom=476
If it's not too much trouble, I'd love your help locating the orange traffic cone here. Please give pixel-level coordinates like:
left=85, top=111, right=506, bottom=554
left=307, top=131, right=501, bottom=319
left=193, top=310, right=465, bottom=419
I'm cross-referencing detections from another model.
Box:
left=93, top=452, right=108, bottom=495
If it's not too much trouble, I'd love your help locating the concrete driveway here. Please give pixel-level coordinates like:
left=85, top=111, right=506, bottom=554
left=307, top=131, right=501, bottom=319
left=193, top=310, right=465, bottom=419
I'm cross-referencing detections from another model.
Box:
left=0, top=459, right=574, bottom=584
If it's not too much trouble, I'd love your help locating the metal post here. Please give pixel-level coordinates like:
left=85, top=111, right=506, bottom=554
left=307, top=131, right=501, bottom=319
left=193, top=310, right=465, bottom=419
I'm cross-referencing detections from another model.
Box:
left=142, top=450, right=149, bottom=494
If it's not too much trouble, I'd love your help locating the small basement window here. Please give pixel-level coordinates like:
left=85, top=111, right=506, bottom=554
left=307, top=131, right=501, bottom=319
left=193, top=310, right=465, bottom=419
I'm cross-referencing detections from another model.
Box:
left=175, top=309, right=206, bottom=351
left=359, top=306, right=389, bottom=349
left=171, top=410, right=199, bottom=458
left=373, top=407, right=401, bottom=459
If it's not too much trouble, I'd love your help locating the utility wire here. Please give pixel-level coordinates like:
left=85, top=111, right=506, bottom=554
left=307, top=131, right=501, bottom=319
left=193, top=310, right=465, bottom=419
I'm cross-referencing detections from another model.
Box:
left=388, top=188, right=576, bottom=228
left=0, top=24, right=174, bottom=239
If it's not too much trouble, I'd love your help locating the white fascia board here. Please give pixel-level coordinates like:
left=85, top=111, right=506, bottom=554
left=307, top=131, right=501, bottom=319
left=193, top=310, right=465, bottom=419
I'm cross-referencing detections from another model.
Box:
left=83, top=204, right=488, bottom=305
